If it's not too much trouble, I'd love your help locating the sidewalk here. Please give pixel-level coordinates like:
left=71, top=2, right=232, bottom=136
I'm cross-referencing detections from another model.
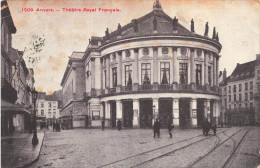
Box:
left=1, top=130, right=45, bottom=168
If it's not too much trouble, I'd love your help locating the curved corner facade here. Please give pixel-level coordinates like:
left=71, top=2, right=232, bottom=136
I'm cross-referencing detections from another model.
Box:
left=60, top=3, right=222, bottom=129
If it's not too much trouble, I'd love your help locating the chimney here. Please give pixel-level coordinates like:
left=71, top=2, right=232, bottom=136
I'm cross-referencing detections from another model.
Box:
left=223, top=68, right=227, bottom=81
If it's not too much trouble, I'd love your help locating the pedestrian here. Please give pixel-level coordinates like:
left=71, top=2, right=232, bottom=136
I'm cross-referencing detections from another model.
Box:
left=167, top=120, right=173, bottom=138
left=211, top=121, right=217, bottom=135
left=153, top=118, right=161, bottom=138
left=117, top=119, right=122, bottom=131
left=102, top=119, right=105, bottom=131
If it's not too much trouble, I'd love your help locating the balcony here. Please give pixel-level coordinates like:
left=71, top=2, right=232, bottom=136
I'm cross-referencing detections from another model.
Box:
left=1, top=78, right=17, bottom=103
left=84, top=83, right=219, bottom=98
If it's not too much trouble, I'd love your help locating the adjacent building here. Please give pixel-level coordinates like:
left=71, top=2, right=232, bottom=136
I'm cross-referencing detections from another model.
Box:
left=61, top=1, right=222, bottom=129
left=219, top=54, right=260, bottom=125
left=1, top=0, right=34, bottom=135
left=60, top=52, right=87, bottom=128
left=36, top=92, right=61, bottom=125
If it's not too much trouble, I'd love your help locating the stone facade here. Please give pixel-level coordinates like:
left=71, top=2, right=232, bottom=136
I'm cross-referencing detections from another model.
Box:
left=219, top=55, right=260, bottom=125
left=60, top=52, right=87, bottom=128
left=61, top=1, right=222, bottom=129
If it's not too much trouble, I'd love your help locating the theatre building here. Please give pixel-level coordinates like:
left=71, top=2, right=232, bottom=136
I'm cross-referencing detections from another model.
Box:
left=61, top=0, right=222, bottom=128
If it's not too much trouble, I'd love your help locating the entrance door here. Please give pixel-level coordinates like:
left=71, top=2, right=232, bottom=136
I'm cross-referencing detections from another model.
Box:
left=197, top=99, right=204, bottom=126
left=122, top=100, right=133, bottom=128
left=179, top=99, right=190, bottom=128
left=110, top=101, right=116, bottom=127
left=159, top=99, right=172, bottom=128
left=139, top=99, right=153, bottom=128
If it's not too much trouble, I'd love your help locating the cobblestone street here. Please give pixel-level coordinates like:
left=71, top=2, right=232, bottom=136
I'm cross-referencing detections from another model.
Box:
left=28, top=127, right=259, bottom=168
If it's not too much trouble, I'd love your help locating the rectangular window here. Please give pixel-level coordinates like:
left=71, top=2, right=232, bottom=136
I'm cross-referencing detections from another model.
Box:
left=245, top=83, right=248, bottom=90
left=208, top=66, right=212, bottom=86
left=41, top=103, right=44, bottom=108
left=239, top=84, right=242, bottom=92
left=41, top=110, right=44, bottom=115
left=125, top=65, right=132, bottom=86
left=92, top=111, right=100, bottom=120
left=141, top=63, right=151, bottom=84
left=49, top=102, right=51, bottom=108
left=250, top=92, right=253, bottom=100
left=245, top=103, right=248, bottom=108
left=160, top=62, right=170, bottom=84
left=233, top=85, right=236, bottom=93
left=250, top=81, right=253, bottom=90
left=239, top=94, right=241, bottom=101
left=250, top=102, right=253, bottom=108
left=112, top=67, right=117, bottom=87
left=234, top=94, right=236, bottom=101
left=228, top=86, right=231, bottom=93
left=179, top=63, right=188, bottom=85
left=229, top=95, right=231, bottom=102
left=196, top=64, right=202, bottom=85
left=229, top=105, right=231, bottom=109
left=245, top=93, right=248, bottom=101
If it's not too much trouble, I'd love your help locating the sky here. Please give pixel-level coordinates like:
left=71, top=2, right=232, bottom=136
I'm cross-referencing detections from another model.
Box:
left=7, top=0, right=260, bottom=95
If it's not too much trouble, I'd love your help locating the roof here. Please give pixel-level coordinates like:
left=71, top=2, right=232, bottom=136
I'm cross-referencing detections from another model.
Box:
left=1, top=0, right=16, bottom=34
left=228, top=60, right=256, bottom=82
left=87, top=0, right=220, bottom=50
left=1, top=100, right=31, bottom=114
left=45, top=94, right=59, bottom=101
left=71, top=51, right=84, bottom=59
left=38, top=92, right=47, bottom=99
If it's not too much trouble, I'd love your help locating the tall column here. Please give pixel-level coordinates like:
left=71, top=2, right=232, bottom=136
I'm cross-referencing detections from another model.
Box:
left=190, top=48, right=195, bottom=84
left=116, top=52, right=122, bottom=94
left=95, top=57, right=101, bottom=95
left=205, top=99, right=211, bottom=122
left=153, top=47, right=158, bottom=84
left=172, top=47, right=178, bottom=84
left=213, top=55, right=216, bottom=86
left=116, top=100, right=122, bottom=123
left=72, top=66, right=76, bottom=94
left=190, top=99, right=197, bottom=127
left=117, top=52, right=122, bottom=86
left=216, top=56, right=219, bottom=86
left=91, top=58, right=95, bottom=89
left=100, top=59, right=103, bottom=90
left=204, top=51, right=208, bottom=85
left=172, top=98, right=179, bottom=126
left=133, top=99, right=139, bottom=127
left=152, top=98, right=159, bottom=124
left=133, top=49, right=139, bottom=91
left=105, top=101, right=110, bottom=126
left=100, top=102, right=104, bottom=119
left=106, top=56, right=110, bottom=88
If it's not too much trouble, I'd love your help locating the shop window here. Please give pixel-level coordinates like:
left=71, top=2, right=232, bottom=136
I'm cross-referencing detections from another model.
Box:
left=250, top=81, right=253, bottom=90
left=92, top=111, right=100, bottom=120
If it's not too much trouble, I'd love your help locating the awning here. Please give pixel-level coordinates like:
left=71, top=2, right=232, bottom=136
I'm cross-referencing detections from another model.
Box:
left=1, top=100, right=32, bottom=114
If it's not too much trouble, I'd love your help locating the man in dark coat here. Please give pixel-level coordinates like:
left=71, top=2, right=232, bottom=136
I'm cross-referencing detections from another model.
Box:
left=167, top=120, right=173, bottom=138
left=153, top=119, right=161, bottom=138
left=211, top=121, right=217, bottom=135
left=101, top=119, right=105, bottom=131
left=202, top=118, right=211, bottom=135
left=117, top=119, right=122, bottom=131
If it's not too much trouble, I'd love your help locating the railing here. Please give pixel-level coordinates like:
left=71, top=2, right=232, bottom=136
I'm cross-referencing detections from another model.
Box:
left=121, top=85, right=133, bottom=92
left=178, top=84, right=192, bottom=90
left=158, top=84, right=172, bottom=90
left=138, top=84, right=152, bottom=91
left=109, top=88, right=116, bottom=93
left=83, top=83, right=220, bottom=98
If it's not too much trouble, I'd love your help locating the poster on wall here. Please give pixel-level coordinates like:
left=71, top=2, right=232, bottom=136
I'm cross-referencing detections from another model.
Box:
left=1, top=0, right=259, bottom=167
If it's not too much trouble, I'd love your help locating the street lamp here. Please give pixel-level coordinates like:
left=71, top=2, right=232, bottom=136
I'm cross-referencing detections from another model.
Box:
left=31, top=88, right=39, bottom=145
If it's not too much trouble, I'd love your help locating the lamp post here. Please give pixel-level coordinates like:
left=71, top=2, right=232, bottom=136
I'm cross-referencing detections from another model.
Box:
left=31, top=88, right=39, bottom=145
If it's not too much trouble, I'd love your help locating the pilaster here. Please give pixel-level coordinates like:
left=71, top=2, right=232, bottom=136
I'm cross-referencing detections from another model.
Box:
left=153, top=47, right=158, bottom=84
left=172, top=98, right=179, bottom=126
left=172, top=47, right=178, bottom=84
left=133, top=99, right=140, bottom=127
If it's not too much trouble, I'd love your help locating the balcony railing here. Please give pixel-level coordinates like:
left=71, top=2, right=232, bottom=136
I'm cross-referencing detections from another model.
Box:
left=84, top=83, right=219, bottom=98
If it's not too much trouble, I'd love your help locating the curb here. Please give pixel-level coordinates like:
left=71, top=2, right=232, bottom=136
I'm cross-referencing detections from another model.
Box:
left=19, top=132, right=46, bottom=168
